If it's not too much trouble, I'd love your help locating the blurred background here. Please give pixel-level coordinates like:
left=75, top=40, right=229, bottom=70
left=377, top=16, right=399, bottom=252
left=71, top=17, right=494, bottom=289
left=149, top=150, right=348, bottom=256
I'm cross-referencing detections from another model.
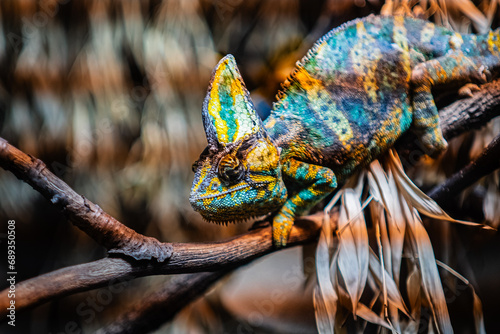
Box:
left=0, top=0, right=499, bottom=333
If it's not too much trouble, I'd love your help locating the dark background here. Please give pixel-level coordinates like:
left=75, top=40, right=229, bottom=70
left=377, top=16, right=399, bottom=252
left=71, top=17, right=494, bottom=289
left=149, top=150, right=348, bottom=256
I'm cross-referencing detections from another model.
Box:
left=0, top=0, right=499, bottom=333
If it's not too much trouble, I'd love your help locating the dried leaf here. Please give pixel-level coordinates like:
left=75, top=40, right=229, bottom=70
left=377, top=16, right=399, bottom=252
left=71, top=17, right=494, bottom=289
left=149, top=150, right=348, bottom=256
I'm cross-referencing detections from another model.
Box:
left=337, top=186, right=369, bottom=316
left=367, top=163, right=393, bottom=277
left=368, top=160, right=394, bottom=214
left=436, top=260, right=486, bottom=334
left=336, top=280, right=355, bottom=323
left=356, top=302, right=392, bottom=330
left=368, top=161, right=406, bottom=286
left=404, top=262, right=422, bottom=332
left=314, top=219, right=337, bottom=333
left=387, top=173, right=407, bottom=285
left=406, top=262, right=422, bottom=313
left=314, top=287, right=334, bottom=334
left=368, top=250, right=410, bottom=317
left=346, top=185, right=370, bottom=306
left=406, top=208, right=453, bottom=334
left=484, top=177, right=500, bottom=228
left=366, top=273, right=382, bottom=310
left=375, top=218, right=390, bottom=322
left=486, top=0, right=498, bottom=27
left=337, top=193, right=361, bottom=314
left=388, top=150, right=492, bottom=229
left=473, top=289, right=487, bottom=334
left=453, top=0, right=489, bottom=33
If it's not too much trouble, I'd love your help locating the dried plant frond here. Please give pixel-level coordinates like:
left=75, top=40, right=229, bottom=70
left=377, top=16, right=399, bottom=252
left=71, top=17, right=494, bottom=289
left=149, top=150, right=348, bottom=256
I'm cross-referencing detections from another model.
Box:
left=436, top=260, right=487, bottom=334
left=381, top=0, right=495, bottom=34
left=313, top=6, right=497, bottom=333
left=314, top=149, right=488, bottom=333
left=337, top=182, right=369, bottom=315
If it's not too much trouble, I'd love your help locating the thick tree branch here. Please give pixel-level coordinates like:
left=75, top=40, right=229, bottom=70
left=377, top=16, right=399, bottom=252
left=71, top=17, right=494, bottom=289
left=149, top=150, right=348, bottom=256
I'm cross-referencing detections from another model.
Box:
left=440, top=80, right=500, bottom=139
left=0, top=138, right=172, bottom=262
left=0, top=213, right=326, bottom=318
left=428, top=134, right=500, bottom=204
left=0, top=79, right=498, bottom=327
left=94, top=80, right=500, bottom=333
left=95, top=271, right=232, bottom=334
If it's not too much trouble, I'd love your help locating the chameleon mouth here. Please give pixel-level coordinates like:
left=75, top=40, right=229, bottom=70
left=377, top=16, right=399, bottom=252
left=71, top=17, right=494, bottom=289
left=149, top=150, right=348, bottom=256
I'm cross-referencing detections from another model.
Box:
left=189, top=178, right=279, bottom=224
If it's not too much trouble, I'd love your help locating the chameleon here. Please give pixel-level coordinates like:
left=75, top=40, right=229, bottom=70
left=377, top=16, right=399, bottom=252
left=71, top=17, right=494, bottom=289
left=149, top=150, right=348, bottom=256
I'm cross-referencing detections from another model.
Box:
left=189, top=14, right=500, bottom=247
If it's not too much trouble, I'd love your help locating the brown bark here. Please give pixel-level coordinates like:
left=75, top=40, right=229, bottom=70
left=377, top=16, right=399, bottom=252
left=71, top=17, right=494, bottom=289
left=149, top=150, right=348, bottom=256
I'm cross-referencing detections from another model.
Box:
left=0, top=213, right=325, bottom=317
left=428, top=134, right=500, bottom=204
left=0, top=138, right=172, bottom=262
left=95, top=271, right=232, bottom=334
left=0, top=80, right=498, bottom=328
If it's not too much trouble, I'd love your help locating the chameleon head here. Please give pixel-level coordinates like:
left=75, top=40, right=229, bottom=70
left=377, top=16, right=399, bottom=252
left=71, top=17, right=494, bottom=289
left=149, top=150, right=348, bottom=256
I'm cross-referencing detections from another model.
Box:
left=189, top=55, right=287, bottom=223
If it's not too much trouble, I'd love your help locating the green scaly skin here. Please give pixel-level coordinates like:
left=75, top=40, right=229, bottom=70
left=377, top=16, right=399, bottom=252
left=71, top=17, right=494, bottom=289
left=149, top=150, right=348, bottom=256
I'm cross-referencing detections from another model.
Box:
left=190, top=15, right=500, bottom=247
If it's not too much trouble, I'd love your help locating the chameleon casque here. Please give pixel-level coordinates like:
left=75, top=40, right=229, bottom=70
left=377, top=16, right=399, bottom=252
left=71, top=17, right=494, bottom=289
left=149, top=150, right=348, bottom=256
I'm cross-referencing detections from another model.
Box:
left=190, top=15, right=500, bottom=247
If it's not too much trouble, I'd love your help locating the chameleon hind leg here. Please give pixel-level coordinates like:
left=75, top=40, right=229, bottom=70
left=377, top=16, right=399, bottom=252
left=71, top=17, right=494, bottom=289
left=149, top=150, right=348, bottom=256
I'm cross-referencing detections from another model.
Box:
left=411, top=53, right=490, bottom=156
left=273, top=159, right=337, bottom=247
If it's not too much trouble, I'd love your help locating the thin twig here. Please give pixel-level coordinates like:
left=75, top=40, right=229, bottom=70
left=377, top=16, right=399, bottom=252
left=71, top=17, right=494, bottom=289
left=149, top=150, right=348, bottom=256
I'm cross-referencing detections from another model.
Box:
left=428, top=134, right=500, bottom=204
left=440, top=80, right=500, bottom=140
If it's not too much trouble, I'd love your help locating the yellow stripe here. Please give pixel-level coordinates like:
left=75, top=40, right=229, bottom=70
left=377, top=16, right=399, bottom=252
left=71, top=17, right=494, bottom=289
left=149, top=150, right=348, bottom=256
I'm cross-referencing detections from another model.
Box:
left=208, top=68, right=229, bottom=142
left=420, top=22, right=435, bottom=44
left=393, top=16, right=411, bottom=81
left=351, top=21, right=380, bottom=103
left=294, top=68, right=353, bottom=145
left=488, top=31, right=499, bottom=55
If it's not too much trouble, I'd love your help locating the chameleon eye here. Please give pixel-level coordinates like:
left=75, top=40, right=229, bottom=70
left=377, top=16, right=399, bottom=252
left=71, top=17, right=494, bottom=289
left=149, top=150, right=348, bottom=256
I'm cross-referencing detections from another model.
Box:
left=218, top=155, right=245, bottom=184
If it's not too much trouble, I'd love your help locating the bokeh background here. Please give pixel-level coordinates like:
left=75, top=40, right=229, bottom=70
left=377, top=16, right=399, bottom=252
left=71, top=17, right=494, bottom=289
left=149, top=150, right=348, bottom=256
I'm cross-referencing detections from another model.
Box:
left=0, top=0, right=499, bottom=333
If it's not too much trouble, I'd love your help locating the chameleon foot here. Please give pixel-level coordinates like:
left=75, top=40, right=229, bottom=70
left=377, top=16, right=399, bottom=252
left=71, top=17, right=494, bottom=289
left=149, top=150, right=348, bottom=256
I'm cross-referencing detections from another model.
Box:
left=272, top=211, right=294, bottom=248
left=420, top=130, right=448, bottom=158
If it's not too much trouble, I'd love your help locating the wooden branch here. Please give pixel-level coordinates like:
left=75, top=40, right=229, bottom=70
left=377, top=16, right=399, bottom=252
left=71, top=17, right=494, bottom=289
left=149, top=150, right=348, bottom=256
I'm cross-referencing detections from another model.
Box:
left=0, top=138, right=172, bottom=262
left=428, top=134, right=500, bottom=204
left=95, top=271, right=230, bottom=334
left=94, top=80, right=500, bottom=333
left=0, top=79, right=498, bottom=328
left=0, top=213, right=326, bottom=318
left=440, top=80, right=500, bottom=140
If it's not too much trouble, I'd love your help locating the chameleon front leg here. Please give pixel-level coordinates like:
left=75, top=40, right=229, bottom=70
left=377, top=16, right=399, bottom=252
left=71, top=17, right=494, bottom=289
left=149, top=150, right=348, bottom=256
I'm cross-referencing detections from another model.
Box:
left=411, top=53, right=491, bottom=156
left=273, top=158, right=337, bottom=247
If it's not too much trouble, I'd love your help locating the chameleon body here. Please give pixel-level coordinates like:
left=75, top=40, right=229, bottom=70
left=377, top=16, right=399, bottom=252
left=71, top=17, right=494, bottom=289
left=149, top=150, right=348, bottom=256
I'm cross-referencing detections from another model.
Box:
left=190, top=15, right=500, bottom=247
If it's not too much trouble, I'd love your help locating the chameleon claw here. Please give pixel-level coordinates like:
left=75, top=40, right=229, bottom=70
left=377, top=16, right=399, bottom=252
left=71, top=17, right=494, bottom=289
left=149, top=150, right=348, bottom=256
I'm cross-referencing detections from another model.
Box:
left=272, top=211, right=294, bottom=248
left=458, top=83, right=481, bottom=97
left=273, top=234, right=288, bottom=248
left=272, top=223, right=294, bottom=248
left=476, top=65, right=491, bottom=83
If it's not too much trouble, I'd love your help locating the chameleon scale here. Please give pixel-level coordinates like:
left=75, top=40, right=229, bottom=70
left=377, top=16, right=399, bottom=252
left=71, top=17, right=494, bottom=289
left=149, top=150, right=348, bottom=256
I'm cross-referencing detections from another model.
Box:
left=190, top=14, right=500, bottom=247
